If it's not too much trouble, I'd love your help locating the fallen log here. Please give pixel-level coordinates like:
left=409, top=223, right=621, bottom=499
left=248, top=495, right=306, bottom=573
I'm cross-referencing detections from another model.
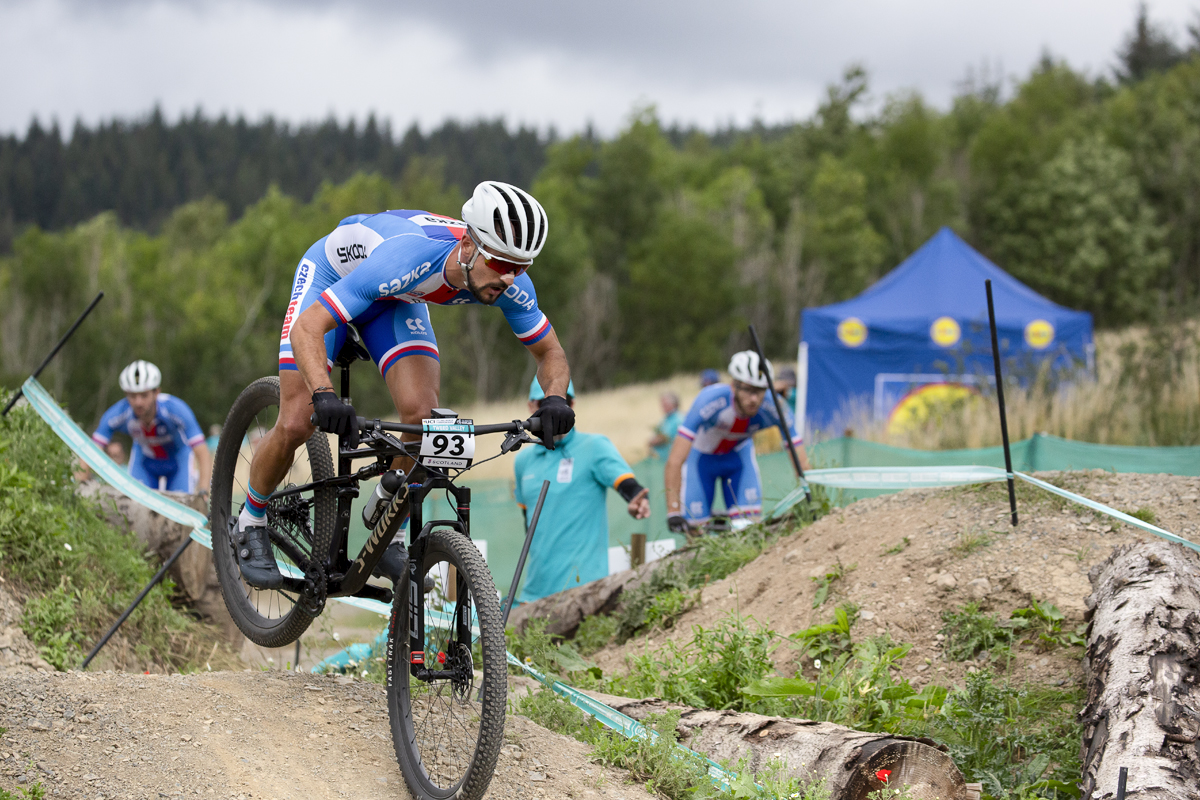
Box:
left=1080, top=541, right=1200, bottom=799
left=585, top=691, right=977, bottom=800
left=508, top=548, right=697, bottom=638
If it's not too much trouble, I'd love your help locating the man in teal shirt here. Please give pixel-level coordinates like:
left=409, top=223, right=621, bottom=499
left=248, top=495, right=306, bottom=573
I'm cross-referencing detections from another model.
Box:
left=514, top=378, right=651, bottom=603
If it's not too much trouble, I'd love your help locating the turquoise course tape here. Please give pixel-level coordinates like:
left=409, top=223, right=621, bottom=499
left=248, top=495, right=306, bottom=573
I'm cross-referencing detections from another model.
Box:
left=770, top=463, right=1197, bottom=553
left=506, top=652, right=735, bottom=792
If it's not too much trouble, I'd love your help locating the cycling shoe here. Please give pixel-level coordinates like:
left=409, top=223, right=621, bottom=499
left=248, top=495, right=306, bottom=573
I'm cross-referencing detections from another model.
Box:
left=372, top=540, right=409, bottom=584
left=232, top=517, right=283, bottom=590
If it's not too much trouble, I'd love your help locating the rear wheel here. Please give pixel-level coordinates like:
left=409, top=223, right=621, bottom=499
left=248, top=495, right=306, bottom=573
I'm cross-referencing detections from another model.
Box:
left=210, top=376, right=336, bottom=648
left=388, top=529, right=506, bottom=800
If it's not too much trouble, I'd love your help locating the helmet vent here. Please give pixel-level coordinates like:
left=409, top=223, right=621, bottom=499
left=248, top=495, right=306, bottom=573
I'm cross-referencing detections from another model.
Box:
left=491, top=208, right=507, bottom=244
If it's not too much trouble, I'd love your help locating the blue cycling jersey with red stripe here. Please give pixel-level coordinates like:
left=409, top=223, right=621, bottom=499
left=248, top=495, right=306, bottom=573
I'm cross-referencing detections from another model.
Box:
left=676, top=383, right=803, bottom=455
left=308, top=210, right=550, bottom=346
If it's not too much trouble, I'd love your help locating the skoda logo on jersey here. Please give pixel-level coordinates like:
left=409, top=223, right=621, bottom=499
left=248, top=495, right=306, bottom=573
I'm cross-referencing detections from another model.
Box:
left=503, top=285, right=536, bottom=312
left=336, top=243, right=370, bottom=264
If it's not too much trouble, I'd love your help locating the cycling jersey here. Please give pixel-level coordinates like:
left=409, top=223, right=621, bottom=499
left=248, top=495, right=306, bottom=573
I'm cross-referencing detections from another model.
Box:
left=675, top=383, right=802, bottom=523
left=92, top=394, right=205, bottom=492
left=279, top=210, right=552, bottom=377
left=676, top=384, right=802, bottom=455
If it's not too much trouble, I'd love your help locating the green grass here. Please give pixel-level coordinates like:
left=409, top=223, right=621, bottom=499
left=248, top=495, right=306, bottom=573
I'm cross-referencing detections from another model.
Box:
left=574, top=614, right=619, bottom=656
left=0, top=392, right=230, bottom=672
left=1123, top=506, right=1158, bottom=524
left=939, top=603, right=1015, bottom=661
left=950, top=527, right=995, bottom=557
left=608, top=610, right=781, bottom=713
left=810, top=560, right=855, bottom=608
left=882, top=537, right=910, bottom=556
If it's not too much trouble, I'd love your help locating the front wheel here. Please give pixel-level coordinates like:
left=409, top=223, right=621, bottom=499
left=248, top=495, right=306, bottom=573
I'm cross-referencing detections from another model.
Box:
left=210, top=376, right=336, bottom=648
left=388, top=529, right=506, bottom=800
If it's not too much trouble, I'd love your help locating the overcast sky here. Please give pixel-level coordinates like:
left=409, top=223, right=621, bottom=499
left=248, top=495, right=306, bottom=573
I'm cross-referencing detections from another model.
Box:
left=1, top=0, right=1197, bottom=137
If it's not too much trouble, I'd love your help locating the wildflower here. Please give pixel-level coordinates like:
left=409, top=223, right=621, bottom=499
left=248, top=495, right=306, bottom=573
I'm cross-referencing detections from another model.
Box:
left=333, top=632, right=340, bottom=641
left=361, top=670, right=368, bottom=678
left=813, top=659, right=822, bottom=669
left=64, top=543, right=72, bottom=551
left=875, top=768, right=891, bottom=783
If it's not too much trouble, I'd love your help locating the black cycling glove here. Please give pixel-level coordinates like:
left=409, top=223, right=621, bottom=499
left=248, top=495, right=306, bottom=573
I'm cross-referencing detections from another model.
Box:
left=667, top=514, right=690, bottom=534
left=311, top=391, right=358, bottom=447
left=533, top=394, right=575, bottom=450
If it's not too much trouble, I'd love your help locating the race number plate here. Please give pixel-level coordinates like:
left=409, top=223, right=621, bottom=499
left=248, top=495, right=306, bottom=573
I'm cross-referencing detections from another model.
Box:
left=420, top=419, right=475, bottom=468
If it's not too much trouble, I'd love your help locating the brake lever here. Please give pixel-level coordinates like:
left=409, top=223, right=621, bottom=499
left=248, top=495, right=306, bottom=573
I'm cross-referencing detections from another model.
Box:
left=500, top=424, right=539, bottom=455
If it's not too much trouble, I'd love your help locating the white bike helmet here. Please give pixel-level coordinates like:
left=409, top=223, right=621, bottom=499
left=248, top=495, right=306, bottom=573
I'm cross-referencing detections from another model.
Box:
left=461, top=181, right=548, bottom=265
left=727, top=351, right=773, bottom=389
left=119, top=360, right=161, bottom=393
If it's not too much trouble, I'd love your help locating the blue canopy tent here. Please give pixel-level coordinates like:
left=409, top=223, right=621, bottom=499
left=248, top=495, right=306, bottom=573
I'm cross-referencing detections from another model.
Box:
left=799, top=227, right=1094, bottom=432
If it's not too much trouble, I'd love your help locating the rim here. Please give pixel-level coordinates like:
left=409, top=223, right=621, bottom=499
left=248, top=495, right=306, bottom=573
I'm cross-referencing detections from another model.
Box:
left=223, top=395, right=322, bottom=625
left=400, top=552, right=488, bottom=793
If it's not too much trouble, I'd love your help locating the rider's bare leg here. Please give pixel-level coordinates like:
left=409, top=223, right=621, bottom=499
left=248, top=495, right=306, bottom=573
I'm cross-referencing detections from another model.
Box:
left=246, top=369, right=320, bottom=499
left=384, top=354, right=440, bottom=472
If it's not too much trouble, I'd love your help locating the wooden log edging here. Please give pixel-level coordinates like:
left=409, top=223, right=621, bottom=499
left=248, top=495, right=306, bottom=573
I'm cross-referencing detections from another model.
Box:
left=508, top=547, right=698, bottom=638
left=586, top=692, right=975, bottom=800
left=1080, top=541, right=1200, bottom=799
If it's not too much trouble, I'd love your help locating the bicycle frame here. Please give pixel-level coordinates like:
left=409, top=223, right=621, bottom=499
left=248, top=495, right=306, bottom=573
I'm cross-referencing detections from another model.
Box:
left=273, top=353, right=536, bottom=683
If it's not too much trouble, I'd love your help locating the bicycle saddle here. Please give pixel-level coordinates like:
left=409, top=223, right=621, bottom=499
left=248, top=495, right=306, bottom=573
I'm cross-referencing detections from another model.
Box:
left=334, top=324, right=372, bottom=368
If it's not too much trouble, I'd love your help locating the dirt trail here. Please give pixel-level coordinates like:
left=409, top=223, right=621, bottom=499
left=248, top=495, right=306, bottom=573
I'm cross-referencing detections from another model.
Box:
left=0, top=669, right=656, bottom=800
left=594, top=471, right=1200, bottom=689
left=3, top=471, right=1197, bottom=798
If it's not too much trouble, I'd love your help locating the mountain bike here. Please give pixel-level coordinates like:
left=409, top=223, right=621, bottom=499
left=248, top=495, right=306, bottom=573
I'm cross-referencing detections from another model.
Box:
left=209, top=332, right=542, bottom=800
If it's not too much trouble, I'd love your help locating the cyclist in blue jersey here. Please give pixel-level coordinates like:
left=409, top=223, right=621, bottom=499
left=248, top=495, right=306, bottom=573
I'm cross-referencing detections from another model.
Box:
left=235, top=181, right=575, bottom=589
left=92, top=360, right=212, bottom=494
left=663, top=352, right=810, bottom=534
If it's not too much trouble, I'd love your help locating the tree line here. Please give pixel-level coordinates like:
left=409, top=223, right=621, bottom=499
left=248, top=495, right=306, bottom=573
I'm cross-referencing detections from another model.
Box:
left=3, top=8, right=1200, bottom=432
left=0, top=111, right=549, bottom=253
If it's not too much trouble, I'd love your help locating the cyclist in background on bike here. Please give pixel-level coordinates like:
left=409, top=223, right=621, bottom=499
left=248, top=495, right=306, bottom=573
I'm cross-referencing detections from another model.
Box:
left=235, top=181, right=575, bottom=589
left=513, top=377, right=650, bottom=603
left=91, top=360, right=212, bottom=495
left=663, top=351, right=810, bottom=534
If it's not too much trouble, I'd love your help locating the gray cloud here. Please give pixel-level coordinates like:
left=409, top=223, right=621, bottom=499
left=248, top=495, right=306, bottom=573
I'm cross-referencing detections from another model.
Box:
left=2, top=0, right=1197, bottom=135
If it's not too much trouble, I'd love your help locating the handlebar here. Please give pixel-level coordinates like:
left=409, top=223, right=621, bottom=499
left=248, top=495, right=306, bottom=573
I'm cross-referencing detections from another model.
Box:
left=307, top=413, right=542, bottom=436
left=359, top=416, right=542, bottom=435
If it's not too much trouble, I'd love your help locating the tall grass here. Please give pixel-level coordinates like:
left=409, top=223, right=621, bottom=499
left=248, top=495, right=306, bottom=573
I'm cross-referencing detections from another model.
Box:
left=840, top=319, right=1200, bottom=449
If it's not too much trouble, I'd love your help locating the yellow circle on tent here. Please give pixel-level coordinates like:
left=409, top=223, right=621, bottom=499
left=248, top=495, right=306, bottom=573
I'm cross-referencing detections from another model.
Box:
left=837, top=317, right=868, bottom=348
left=930, top=316, right=961, bottom=347
left=887, top=383, right=981, bottom=437
left=1025, top=319, right=1055, bottom=349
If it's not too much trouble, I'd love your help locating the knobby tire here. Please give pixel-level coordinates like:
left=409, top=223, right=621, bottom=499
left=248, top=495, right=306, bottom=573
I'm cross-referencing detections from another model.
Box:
left=388, top=528, right=506, bottom=800
left=210, top=376, right=336, bottom=648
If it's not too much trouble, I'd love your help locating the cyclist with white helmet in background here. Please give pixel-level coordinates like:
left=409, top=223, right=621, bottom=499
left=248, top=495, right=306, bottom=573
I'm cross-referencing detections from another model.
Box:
left=234, top=181, right=574, bottom=589
left=663, top=351, right=810, bottom=534
left=91, top=360, right=212, bottom=494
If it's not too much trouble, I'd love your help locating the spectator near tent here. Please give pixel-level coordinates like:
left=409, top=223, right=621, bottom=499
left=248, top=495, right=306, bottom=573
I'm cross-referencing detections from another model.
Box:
left=513, top=377, right=650, bottom=603
left=91, top=360, right=212, bottom=495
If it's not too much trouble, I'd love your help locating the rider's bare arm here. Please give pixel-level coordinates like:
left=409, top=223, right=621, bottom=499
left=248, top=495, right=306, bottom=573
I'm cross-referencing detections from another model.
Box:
left=192, top=441, right=212, bottom=493
left=525, top=329, right=571, bottom=398
left=663, top=434, right=693, bottom=515
left=292, top=303, right=340, bottom=394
